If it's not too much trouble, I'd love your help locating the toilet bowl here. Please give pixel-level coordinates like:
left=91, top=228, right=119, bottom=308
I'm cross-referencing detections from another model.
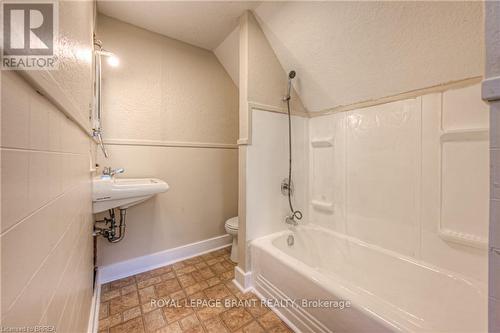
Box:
left=225, top=217, right=238, bottom=263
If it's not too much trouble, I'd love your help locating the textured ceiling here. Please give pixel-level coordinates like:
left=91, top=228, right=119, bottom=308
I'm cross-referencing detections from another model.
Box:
left=254, top=1, right=484, bottom=111
left=214, top=26, right=239, bottom=87
left=97, top=1, right=260, bottom=50
left=98, top=1, right=484, bottom=112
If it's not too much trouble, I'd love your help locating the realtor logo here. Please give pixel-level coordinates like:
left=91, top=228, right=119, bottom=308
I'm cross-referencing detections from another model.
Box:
left=1, top=1, right=58, bottom=70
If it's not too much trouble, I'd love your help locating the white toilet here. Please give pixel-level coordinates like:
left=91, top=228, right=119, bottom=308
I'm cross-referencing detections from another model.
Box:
left=225, top=216, right=238, bottom=263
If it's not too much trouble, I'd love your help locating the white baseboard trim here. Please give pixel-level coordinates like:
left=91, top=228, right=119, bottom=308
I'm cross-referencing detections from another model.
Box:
left=98, top=235, right=231, bottom=284
left=233, top=266, right=253, bottom=293
left=87, top=271, right=101, bottom=333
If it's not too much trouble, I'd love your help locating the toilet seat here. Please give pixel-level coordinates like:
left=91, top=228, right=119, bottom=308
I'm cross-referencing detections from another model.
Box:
left=225, top=216, right=238, bottom=230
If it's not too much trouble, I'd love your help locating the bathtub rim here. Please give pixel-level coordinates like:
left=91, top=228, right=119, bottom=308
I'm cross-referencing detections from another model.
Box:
left=250, top=223, right=487, bottom=332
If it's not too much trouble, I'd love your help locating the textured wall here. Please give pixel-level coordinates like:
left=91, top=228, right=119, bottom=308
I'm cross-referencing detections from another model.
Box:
left=237, top=11, right=307, bottom=271
left=95, top=15, right=239, bottom=266
left=1, top=71, right=94, bottom=331
left=245, top=12, right=305, bottom=113
left=22, top=0, right=94, bottom=131
left=98, top=15, right=238, bottom=144
left=1, top=1, right=95, bottom=329
left=254, top=1, right=484, bottom=112
left=96, top=145, right=237, bottom=266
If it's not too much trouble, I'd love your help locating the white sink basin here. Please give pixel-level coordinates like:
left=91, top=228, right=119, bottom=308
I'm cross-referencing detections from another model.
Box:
left=92, top=177, right=169, bottom=213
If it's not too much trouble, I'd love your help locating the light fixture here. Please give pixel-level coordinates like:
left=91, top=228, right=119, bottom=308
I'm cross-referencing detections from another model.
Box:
left=96, top=49, right=120, bottom=68
left=106, top=55, right=120, bottom=67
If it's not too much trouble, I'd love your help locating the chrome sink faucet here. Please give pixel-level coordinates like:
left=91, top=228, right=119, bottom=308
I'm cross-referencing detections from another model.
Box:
left=102, top=167, right=125, bottom=179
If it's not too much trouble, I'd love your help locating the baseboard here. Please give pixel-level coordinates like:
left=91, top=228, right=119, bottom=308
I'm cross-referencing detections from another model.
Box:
left=98, top=234, right=231, bottom=284
left=232, top=266, right=253, bottom=293
left=87, top=270, right=101, bottom=333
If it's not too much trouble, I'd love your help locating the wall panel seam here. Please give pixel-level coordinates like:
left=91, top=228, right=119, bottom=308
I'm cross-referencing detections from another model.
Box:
left=1, top=181, right=85, bottom=237
left=2, top=195, right=88, bottom=315
left=53, top=226, right=92, bottom=328
left=19, top=71, right=93, bottom=138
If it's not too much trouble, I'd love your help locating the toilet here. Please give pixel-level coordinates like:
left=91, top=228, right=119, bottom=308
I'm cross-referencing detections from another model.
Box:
left=225, top=216, right=238, bottom=263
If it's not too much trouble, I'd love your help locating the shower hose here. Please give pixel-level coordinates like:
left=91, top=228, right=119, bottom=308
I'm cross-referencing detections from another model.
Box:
left=286, top=97, right=303, bottom=221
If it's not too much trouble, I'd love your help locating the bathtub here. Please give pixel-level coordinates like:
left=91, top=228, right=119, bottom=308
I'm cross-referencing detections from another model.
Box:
left=250, top=224, right=487, bottom=333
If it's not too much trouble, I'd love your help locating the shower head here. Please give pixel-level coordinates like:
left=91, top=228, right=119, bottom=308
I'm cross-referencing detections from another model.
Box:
left=284, top=70, right=296, bottom=101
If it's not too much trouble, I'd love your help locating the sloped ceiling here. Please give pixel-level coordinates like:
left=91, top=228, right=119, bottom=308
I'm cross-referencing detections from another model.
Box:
left=99, top=1, right=484, bottom=113
left=253, top=1, right=484, bottom=111
left=214, top=26, right=240, bottom=87
left=97, top=1, right=260, bottom=50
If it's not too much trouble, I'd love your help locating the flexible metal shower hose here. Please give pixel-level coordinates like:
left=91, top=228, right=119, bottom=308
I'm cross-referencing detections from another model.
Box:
left=286, top=98, right=303, bottom=221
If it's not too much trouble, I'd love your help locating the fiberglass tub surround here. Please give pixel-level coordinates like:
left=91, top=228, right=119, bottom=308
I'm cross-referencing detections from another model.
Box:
left=249, top=83, right=489, bottom=332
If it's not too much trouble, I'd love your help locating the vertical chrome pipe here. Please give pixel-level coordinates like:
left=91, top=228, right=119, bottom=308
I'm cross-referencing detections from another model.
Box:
left=93, top=41, right=108, bottom=158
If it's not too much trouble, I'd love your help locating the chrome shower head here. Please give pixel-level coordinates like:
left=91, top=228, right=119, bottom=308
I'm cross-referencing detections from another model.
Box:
left=284, top=70, right=296, bottom=101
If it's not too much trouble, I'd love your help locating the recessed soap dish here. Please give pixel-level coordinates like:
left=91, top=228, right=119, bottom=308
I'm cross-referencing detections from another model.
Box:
left=311, top=137, right=334, bottom=148
left=311, top=200, right=334, bottom=214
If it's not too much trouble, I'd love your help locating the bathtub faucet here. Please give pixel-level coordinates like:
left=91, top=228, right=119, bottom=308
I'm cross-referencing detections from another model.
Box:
left=285, top=214, right=299, bottom=226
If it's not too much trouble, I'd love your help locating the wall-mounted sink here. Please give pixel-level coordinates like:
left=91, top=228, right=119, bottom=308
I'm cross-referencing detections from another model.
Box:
left=92, top=177, right=169, bottom=213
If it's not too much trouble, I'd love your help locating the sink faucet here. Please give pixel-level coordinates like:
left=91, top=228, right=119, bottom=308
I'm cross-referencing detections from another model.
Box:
left=102, top=167, right=125, bottom=178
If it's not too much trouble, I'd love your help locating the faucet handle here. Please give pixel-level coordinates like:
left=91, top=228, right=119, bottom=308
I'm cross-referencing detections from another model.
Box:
left=101, top=167, right=125, bottom=177
left=102, top=166, right=111, bottom=175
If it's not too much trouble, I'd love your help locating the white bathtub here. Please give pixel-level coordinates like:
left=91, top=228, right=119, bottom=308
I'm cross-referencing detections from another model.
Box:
left=250, top=224, right=487, bottom=333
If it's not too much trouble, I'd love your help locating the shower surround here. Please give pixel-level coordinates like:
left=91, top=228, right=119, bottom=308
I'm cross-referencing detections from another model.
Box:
left=246, top=82, right=489, bottom=332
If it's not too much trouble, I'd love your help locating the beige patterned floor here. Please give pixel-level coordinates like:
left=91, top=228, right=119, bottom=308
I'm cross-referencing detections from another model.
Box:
left=98, top=247, right=292, bottom=333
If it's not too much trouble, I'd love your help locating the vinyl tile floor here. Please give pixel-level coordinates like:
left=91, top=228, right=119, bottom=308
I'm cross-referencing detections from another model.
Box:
left=98, top=247, right=292, bottom=333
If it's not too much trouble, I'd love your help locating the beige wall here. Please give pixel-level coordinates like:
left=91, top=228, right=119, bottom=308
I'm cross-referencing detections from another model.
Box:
left=246, top=13, right=305, bottom=114
left=96, top=145, right=237, bottom=265
left=97, top=15, right=238, bottom=144
left=95, top=15, right=238, bottom=266
left=238, top=11, right=306, bottom=144
left=1, top=1, right=95, bottom=330
left=22, top=0, right=94, bottom=132
left=1, top=71, right=94, bottom=331
left=237, top=11, right=307, bottom=271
